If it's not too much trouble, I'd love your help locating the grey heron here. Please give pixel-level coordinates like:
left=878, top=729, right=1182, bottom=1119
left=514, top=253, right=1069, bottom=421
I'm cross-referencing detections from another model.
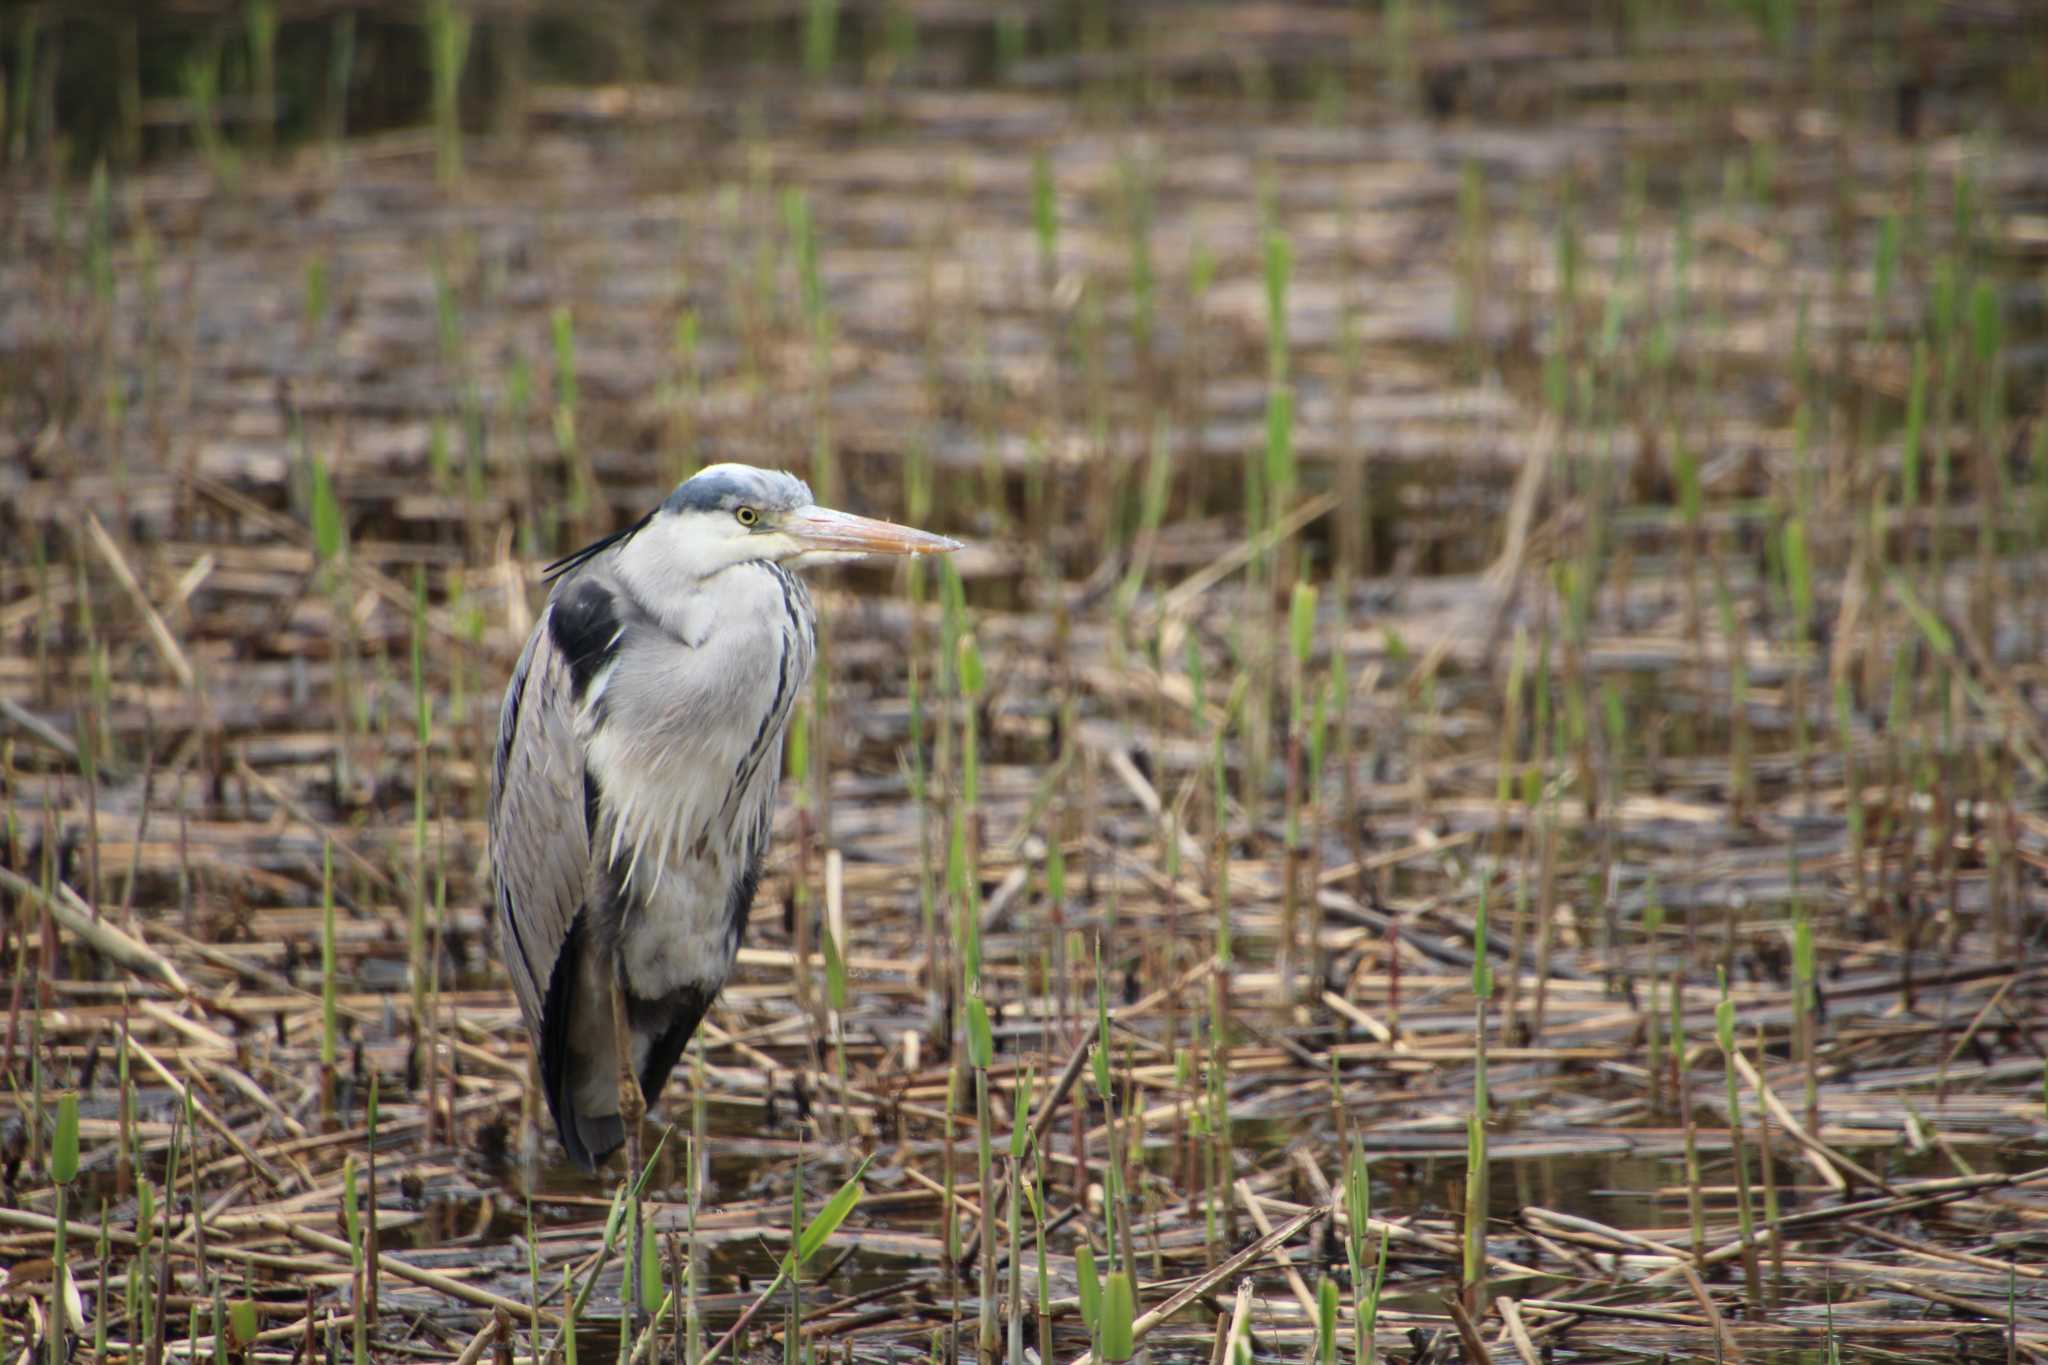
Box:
left=489, top=463, right=960, bottom=1169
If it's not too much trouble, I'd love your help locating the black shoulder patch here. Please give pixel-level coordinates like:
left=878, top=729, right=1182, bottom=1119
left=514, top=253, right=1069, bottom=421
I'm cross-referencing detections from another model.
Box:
left=548, top=577, right=623, bottom=700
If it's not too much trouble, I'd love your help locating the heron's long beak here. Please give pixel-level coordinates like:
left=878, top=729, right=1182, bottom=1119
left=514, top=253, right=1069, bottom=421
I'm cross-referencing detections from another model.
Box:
left=783, top=505, right=962, bottom=557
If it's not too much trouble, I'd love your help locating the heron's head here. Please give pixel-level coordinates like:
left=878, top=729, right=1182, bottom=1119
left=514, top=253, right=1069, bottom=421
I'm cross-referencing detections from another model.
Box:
left=587, top=463, right=959, bottom=584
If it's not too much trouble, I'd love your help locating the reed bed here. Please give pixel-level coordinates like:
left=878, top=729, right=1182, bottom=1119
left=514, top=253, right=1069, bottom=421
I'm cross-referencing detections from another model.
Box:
left=3, top=3, right=2048, bottom=1362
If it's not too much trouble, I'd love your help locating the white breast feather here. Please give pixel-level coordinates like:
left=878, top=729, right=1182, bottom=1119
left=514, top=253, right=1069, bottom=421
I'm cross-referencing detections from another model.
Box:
left=576, top=564, right=810, bottom=998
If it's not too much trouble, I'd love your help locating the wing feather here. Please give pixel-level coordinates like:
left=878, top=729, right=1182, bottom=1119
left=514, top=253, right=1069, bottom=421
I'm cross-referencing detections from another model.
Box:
left=488, top=606, right=591, bottom=1037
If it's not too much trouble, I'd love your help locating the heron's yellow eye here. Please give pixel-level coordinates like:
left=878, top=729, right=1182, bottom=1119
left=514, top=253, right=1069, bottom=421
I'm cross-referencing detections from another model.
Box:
left=735, top=506, right=759, bottom=527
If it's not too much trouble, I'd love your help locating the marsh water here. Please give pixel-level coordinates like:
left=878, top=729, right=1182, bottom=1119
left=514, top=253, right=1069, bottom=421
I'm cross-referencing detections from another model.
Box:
left=5, top=2, right=2048, bottom=1362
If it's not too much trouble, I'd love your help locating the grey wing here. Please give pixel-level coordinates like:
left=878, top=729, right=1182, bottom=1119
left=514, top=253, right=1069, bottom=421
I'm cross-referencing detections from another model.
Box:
left=488, top=605, right=591, bottom=1037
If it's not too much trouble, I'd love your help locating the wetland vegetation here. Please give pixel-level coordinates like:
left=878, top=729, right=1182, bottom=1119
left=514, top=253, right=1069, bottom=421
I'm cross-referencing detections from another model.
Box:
left=3, top=1, right=2048, bottom=1361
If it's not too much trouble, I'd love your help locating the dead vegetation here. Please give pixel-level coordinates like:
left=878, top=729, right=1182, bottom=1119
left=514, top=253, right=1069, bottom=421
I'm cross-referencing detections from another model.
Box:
left=3, top=2, right=2048, bottom=1362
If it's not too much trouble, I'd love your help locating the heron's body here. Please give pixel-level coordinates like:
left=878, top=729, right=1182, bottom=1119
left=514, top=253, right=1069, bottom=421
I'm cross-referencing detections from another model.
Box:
left=488, top=465, right=953, bottom=1169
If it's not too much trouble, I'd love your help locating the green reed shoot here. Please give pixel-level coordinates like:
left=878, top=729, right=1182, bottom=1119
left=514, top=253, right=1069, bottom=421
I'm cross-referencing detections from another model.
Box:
left=244, top=0, right=277, bottom=159
left=873, top=3, right=917, bottom=81
left=1455, top=158, right=1490, bottom=374
left=86, top=162, right=114, bottom=307
left=1119, top=153, right=1154, bottom=355
left=1750, top=1021, right=1785, bottom=1299
left=425, top=0, right=471, bottom=185
left=804, top=0, right=838, bottom=78
left=92, top=1207, right=108, bottom=1363
left=1312, top=1276, right=1337, bottom=1365
left=1673, top=974, right=1704, bottom=1260
left=1252, top=228, right=1287, bottom=555
left=1262, top=226, right=1294, bottom=527
left=940, top=1063, right=961, bottom=1357
left=49, top=1090, right=77, bottom=1365
left=1273, top=580, right=1316, bottom=997
left=520, top=1195, right=542, bottom=1362
left=1794, top=904, right=1817, bottom=1130
left=1076, top=1242, right=1100, bottom=1355
left=1289, top=583, right=1316, bottom=772
left=164, top=1104, right=192, bottom=1352
left=211, top=1279, right=227, bottom=1365
left=1930, top=257, right=1960, bottom=578
left=1899, top=336, right=1928, bottom=523
left=682, top=1055, right=706, bottom=1362
left=320, top=839, right=338, bottom=1115
left=965, top=991, right=997, bottom=1355
left=784, top=699, right=817, bottom=1020
left=562, top=1266, right=577, bottom=1365
left=227, top=1298, right=258, bottom=1359
left=1210, top=696, right=1233, bottom=964
left=958, top=630, right=982, bottom=815
left=1643, top=890, right=1665, bottom=1112
left=1006, top=1067, right=1033, bottom=1365
left=700, top=1157, right=869, bottom=1365
left=1101, top=1270, right=1135, bottom=1363
left=1025, top=1083, right=1054, bottom=1358
left=1784, top=512, right=1816, bottom=808
left=410, top=570, right=432, bottom=1090
left=364, top=1075, right=381, bottom=1325
left=785, top=190, right=821, bottom=331
left=1464, top=882, right=1492, bottom=1310
left=1094, top=950, right=1139, bottom=1280
left=823, top=882, right=848, bottom=1008
left=945, top=835, right=973, bottom=1011
left=1305, top=661, right=1333, bottom=991
left=342, top=1154, right=366, bottom=1365
left=1116, top=418, right=1174, bottom=613
left=432, top=249, right=466, bottom=373
left=907, top=654, right=942, bottom=1030
left=1716, top=971, right=1763, bottom=1304
left=1711, top=554, right=1752, bottom=818
left=1357, top=1224, right=1392, bottom=1365
left=425, top=419, right=454, bottom=493
left=130, top=1152, right=156, bottom=1354
left=1309, top=669, right=1332, bottom=800
left=181, top=44, right=239, bottom=188
left=311, top=453, right=346, bottom=566
left=1032, top=151, right=1058, bottom=290
left=24, top=880, right=48, bottom=1129
left=626, top=1203, right=667, bottom=1365
left=1832, top=670, right=1868, bottom=911
left=1342, top=1138, right=1383, bottom=1364
left=1868, top=209, right=1900, bottom=342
